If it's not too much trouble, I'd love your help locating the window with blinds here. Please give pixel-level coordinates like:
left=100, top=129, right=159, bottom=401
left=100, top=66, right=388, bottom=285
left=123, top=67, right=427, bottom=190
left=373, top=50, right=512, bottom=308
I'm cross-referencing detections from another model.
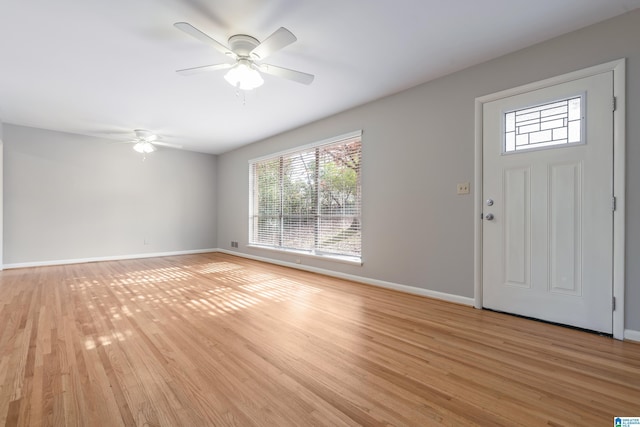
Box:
left=249, top=132, right=362, bottom=261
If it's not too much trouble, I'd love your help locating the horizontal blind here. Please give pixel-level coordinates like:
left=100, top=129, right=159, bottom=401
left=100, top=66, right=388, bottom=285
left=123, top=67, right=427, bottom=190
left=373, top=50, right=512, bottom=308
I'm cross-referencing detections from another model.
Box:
left=316, top=138, right=361, bottom=256
left=281, top=149, right=315, bottom=251
left=249, top=134, right=362, bottom=259
left=250, top=158, right=281, bottom=246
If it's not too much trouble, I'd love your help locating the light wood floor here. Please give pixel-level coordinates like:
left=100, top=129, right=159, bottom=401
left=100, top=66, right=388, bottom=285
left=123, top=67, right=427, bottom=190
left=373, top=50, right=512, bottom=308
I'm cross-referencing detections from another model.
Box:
left=0, top=253, right=639, bottom=426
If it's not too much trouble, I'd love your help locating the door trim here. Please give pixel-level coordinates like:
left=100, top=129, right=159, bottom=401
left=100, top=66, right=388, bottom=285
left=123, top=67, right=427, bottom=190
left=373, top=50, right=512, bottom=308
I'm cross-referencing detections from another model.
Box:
left=473, top=59, right=626, bottom=340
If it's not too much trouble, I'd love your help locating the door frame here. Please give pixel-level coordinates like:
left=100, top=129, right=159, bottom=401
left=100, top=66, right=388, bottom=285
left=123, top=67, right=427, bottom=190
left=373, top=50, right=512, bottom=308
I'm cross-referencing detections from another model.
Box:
left=473, top=59, right=626, bottom=340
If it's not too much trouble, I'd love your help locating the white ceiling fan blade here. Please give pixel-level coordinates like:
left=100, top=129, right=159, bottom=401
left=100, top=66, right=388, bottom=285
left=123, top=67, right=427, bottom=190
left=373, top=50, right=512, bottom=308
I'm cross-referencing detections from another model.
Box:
left=258, top=64, right=314, bottom=85
left=174, top=22, right=235, bottom=58
left=152, top=141, right=184, bottom=150
left=250, top=27, right=296, bottom=60
left=176, top=63, right=233, bottom=76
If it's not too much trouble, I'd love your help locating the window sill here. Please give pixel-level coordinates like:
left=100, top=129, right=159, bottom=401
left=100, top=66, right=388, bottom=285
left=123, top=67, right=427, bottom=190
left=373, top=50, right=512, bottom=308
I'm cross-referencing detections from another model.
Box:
left=247, top=245, right=362, bottom=266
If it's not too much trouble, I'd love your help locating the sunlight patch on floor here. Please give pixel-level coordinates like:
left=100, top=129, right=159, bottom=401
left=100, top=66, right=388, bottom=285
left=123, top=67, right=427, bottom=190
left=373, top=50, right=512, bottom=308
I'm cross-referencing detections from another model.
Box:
left=195, top=261, right=245, bottom=275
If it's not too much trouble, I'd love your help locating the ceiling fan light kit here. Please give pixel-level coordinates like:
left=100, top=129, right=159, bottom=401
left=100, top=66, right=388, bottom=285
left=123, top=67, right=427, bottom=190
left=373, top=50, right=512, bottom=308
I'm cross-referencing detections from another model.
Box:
left=224, top=59, right=264, bottom=90
left=133, top=141, right=157, bottom=154
left=174, top=22, right=314, bottom=90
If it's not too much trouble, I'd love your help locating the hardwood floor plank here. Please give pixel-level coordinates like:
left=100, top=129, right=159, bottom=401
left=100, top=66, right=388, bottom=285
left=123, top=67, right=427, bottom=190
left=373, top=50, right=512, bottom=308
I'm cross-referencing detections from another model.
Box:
left=1, top=253, right=639, bottom=426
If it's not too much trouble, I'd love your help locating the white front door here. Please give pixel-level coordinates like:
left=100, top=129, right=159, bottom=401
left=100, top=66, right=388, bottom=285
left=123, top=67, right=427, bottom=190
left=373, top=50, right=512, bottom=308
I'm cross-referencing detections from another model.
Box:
left=482, top=71, right=614, bottom=333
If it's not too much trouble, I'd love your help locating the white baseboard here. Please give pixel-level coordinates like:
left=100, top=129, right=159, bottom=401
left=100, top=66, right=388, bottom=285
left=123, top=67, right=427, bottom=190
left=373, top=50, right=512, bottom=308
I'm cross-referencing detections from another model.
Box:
left=2, top=248, right=219, bottom=270
left=218, top=249, right=474, bottom=306
left=624, top=329, right=640, bottom=343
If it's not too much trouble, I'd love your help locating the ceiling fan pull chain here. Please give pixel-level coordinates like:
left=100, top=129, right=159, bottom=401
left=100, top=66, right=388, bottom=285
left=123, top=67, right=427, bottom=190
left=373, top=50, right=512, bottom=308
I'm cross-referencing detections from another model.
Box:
left=234, top=87, right=247, bottom=106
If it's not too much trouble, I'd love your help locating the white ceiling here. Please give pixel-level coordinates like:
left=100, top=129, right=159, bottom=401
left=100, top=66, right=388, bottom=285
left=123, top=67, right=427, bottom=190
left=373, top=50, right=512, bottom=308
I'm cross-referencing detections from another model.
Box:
left=1, top=0, right=639, bottom=154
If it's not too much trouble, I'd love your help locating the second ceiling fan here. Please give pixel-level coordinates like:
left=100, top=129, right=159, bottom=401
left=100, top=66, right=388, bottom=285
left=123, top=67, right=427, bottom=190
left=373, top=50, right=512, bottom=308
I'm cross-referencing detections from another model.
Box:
left=128, top=129, right=183, bottom=153
left=174, top=22, right=314, bottom=90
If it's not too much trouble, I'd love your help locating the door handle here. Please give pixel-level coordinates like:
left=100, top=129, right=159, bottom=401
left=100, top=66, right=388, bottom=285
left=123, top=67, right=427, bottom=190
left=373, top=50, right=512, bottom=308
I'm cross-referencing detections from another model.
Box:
left=485, top=213, right=494, bottom=221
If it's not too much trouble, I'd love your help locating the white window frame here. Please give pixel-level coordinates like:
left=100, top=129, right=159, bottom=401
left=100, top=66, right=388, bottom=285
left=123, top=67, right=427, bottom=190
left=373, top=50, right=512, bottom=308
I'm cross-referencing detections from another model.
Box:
left=248, top=130, right=363, bottom=265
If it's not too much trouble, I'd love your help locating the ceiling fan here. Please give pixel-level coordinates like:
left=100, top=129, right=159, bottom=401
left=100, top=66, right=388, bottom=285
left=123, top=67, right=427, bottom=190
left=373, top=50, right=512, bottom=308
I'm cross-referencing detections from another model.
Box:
left=174, top=22, right=314, bottom=90
left=127, top=129, right=183, bottom=154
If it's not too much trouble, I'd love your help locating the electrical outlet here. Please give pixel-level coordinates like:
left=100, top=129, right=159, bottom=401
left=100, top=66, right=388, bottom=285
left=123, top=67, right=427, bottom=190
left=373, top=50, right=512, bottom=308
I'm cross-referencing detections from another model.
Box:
left=230, top=241, right=238, bottom=248
left=457, top=182, right=470, bottom=195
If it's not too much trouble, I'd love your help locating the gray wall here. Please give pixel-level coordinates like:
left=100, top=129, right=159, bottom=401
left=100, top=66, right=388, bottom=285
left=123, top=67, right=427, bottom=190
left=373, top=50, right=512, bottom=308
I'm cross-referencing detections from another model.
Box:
left=0, top=121, right=3, bottom=267
left=4, top=125, right=217, bottom=264
left=216, top=10, right=640, bottom=330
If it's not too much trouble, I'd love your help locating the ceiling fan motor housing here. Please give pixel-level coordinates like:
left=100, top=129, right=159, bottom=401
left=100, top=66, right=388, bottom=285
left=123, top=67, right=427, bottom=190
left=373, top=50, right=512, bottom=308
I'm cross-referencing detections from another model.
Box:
left=134, top=129, right=155, bottom=140
left=228, top=34, right=260, bottom=58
